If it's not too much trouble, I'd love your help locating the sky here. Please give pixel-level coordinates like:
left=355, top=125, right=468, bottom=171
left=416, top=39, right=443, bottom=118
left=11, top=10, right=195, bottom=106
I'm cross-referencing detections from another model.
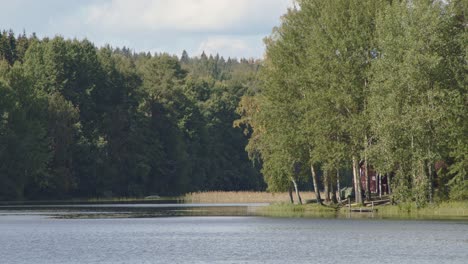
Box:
left=0, top=0, right=293, bottom=59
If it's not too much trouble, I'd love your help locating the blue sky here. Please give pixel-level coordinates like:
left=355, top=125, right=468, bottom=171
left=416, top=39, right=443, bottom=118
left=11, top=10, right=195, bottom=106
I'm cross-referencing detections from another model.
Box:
left=0, top=0, right=292, bottom=59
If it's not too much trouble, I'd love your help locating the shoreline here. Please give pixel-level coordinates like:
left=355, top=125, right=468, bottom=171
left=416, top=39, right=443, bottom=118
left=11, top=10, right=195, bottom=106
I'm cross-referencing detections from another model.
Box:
left=259, top=201, right=468, bottom=221
left=1, top=191, right=466, bottom=221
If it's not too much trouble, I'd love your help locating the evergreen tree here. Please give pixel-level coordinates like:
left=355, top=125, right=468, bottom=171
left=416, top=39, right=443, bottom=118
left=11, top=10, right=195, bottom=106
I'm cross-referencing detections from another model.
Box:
left=180, top=50, right=189, bottom=64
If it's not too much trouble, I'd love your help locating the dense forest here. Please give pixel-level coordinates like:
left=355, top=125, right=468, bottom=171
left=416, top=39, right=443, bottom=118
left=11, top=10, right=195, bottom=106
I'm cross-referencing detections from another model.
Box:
left=236, top=0, right=467, bottom=205
left=1, top=0, right=466, bottom=205
left=0, top=30, right=265, bottom=200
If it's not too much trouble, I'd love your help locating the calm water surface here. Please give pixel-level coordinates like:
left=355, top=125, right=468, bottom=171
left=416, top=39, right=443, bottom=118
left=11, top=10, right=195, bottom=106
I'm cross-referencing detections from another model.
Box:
left=0, top=204, right=467, bottom=264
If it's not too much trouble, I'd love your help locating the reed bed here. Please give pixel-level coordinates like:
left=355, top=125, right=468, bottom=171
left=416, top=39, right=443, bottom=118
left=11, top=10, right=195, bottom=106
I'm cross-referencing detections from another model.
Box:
left=182, top=191, right=320, bottom=204
left=259, top=203, right=337, bottom=218
left=376, top=201, right=468, bottom=219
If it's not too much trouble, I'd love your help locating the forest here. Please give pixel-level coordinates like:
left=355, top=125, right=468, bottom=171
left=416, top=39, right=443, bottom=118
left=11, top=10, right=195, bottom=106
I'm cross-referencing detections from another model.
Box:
left=0, top=31, right=265, bottom=200
left=0, top=0, right=466, bottom=205
left=236, top=0, right=467, bottom=206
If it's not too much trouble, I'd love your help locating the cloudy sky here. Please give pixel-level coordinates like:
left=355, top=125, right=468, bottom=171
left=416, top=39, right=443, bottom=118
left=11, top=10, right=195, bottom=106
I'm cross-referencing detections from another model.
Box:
left=0, top=0, right=292, bottom=59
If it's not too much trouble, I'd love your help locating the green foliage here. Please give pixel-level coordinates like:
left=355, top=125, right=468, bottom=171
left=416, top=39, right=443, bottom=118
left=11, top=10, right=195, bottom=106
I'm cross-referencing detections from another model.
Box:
left=0, top=60, right=49, bottom=199
left=238, top=0, right=387, bottom=198
left=368, top=0, right=466, bottom=204
left=260, top=203, right=337, bottom=218
left=237, top=0, right=467, bottom=205
left=377, top=201, right=468, bottom=219
left=1, top=1, right=465, bottom=204
left=0, top=31, right=264, bottom=200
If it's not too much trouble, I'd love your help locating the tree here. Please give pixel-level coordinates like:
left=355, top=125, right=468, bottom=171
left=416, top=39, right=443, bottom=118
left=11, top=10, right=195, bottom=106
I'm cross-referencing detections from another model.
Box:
left=0, top=30, right=266, bottom=200
left=0, top=30, right=17, bottom=65
left=0, top=60, right=49, bottom=199
left=137, top=54, right=191, bottom=195
left=368, top=0, right=465, bottom=205
left=438, top=0, right=467, bottom=201
left=245, top=0, right=387, bottom=204
left=180, top=50, right=189, bottom=64
left=44, top=92, right=80, bottom=197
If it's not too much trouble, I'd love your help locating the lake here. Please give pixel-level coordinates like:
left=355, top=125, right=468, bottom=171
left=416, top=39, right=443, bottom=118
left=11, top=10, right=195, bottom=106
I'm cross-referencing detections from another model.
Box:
left=1, top=203, right=467, bottom=264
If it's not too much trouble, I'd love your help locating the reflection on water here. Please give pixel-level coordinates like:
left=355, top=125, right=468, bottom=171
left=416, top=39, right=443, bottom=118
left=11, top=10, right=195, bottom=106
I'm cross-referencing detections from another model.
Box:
left=0, top=211, right=467, bottom=264
left=1, top=203, right=467, bottom=221
left=0, top=203, right=268, bottom=219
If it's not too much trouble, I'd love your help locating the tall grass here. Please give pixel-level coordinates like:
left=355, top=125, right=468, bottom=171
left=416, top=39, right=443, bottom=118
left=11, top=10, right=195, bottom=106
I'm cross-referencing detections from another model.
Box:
left=376, top=201, right=468, bottom=219
left=258, top=203, right=337, bottom=218
left=182, top=191, right=319, bottom=203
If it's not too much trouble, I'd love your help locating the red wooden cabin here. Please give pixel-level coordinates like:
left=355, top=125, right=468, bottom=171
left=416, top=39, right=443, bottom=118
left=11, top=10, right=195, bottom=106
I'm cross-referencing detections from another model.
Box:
left=359, top=161, right=389, bottom=196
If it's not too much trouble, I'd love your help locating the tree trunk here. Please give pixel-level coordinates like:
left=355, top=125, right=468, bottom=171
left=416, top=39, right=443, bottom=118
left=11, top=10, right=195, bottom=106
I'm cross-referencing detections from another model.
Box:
left=364, top=160, right=371, bottom=201
left=288, top=185, right=294, bottom=204
left=336, top=169, right=341, bottom=203
left=292, top=179, right=302, bottom=205
left=330, top=172, right=338, bottom=204
left=364, top=135, right=371, bottom=201
left=387, top=173, right=391, bottom=195
left=353, top=156, right=362, bottom=204
left=310, top=164, right=322, bottom=205
left=323, top=170, right=330, bottom=202
left=378, top=173, right=382, bottom=199
left=427, top=161, right=433, bottom=203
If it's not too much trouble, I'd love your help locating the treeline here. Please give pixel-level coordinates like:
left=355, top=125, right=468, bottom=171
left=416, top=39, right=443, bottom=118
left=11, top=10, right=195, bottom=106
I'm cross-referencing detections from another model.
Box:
left=0, top=30, right=265, bottom=200
left=237, top=0, right=467, bottom=205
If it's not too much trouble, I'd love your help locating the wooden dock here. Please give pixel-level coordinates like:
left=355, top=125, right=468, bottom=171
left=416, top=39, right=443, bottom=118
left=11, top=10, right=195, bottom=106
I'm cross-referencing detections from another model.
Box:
left=349, top=207, right=377, bottom=213
left=342, top=198, right=391, bottom=213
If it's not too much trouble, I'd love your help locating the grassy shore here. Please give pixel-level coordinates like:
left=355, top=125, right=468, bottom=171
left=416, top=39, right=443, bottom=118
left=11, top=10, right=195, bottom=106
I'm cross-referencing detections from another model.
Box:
left=258, top=202, right=337, bottom=218
left=260, top=201, right=468, bottom=220
left=182, top=191, right=319, bottom=203
left=373, top=201, right=468, bottom=220
left=183, top=191, right=468, bottom=220
left=3, top=190, right=466, bottom=220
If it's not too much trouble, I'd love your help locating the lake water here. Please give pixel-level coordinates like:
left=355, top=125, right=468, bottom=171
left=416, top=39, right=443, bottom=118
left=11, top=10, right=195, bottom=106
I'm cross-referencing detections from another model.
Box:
left=1, top=204, right=467, bottom=264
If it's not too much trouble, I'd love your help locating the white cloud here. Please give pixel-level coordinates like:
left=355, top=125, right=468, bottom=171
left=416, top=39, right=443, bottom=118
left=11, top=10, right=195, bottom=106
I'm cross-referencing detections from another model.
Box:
left=0, top=0, right=293, bottom=58
left=84, top=0, right=291, bottom=33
